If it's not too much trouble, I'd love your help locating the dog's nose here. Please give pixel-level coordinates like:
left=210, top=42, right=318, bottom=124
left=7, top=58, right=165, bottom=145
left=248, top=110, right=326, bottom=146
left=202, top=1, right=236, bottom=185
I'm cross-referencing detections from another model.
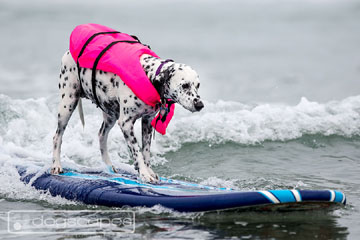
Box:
left=194, top=99, right=204, bottom=111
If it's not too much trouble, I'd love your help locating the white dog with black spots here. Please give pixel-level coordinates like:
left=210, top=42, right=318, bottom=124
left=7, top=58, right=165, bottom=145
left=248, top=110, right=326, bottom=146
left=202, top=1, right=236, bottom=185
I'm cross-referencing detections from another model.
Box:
left=52, top=51, right=203, bottom=182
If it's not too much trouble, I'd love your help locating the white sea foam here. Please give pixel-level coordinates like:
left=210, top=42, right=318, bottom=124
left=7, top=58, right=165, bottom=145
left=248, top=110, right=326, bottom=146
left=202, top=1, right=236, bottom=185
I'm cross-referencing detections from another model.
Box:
left=156, top=95, right=360, bottom=152
left=0, top=94, right=359, bottom=203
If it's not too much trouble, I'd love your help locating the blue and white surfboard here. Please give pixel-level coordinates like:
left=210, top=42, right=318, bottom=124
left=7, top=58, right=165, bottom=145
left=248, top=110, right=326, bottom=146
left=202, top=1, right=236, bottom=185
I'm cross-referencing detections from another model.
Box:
left=17, top=167, right=346, bottom=212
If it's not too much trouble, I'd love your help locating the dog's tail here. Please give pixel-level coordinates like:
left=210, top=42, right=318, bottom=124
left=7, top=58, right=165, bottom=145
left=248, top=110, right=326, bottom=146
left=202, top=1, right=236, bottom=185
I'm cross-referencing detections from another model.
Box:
left=78, top=98, right=85, bottom=128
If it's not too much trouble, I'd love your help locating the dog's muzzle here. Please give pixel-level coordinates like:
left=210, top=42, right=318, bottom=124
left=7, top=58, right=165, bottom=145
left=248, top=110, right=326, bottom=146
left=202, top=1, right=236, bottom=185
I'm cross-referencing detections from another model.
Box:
left=194, top=98, right=204, bottom=111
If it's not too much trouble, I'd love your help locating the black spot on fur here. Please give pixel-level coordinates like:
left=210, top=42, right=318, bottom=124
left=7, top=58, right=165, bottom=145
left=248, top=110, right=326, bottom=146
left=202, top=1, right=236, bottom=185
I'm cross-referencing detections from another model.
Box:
left=110, top=78, right=115, bottom=87
left=182, top=83, right=190, bottom=89
left=102, top=101, right=120, bottom=119
left=62, top=93, right=65, bottom=99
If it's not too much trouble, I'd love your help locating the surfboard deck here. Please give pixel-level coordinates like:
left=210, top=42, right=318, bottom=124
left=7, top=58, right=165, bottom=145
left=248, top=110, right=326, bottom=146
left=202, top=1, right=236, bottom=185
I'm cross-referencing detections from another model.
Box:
left=17, top=166, right=346, bottom=212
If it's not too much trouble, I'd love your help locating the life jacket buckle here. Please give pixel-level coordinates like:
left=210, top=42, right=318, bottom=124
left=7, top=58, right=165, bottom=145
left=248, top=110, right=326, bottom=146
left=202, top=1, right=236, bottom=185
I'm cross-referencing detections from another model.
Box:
left=160, top=104, right=169, bottom=116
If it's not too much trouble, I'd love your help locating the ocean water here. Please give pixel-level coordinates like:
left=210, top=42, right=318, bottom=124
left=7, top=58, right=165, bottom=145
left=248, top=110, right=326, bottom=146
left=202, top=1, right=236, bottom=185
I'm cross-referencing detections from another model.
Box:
left=0, top=0, right=360, bottom=239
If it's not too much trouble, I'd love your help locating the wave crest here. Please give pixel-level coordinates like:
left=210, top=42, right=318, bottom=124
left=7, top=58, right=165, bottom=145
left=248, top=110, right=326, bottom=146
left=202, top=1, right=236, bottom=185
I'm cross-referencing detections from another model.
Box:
left=156, top=96, right=360, bottom=152
left=1, top=94, right=359, bottom=156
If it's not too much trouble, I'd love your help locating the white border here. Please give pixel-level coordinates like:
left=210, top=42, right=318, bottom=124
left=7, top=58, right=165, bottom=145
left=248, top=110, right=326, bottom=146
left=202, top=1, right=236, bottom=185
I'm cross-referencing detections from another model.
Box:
left=329, top=190, right=335, bottom=202
left=259, top=191, right=280, bottom=204
left=291, top=190, right=301, bottom=202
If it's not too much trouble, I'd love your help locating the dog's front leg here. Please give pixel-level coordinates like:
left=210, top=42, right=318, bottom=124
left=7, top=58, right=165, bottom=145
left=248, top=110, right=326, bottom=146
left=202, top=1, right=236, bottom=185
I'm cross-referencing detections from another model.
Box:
left=141, top=116, right=159, bottom=180
left=118, top=116, right=156, bottom=182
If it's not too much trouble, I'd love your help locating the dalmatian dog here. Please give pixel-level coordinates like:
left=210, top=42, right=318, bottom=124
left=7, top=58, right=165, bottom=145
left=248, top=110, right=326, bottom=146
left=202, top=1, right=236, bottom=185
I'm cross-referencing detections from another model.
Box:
left=51, top=51, right=203, bottom=182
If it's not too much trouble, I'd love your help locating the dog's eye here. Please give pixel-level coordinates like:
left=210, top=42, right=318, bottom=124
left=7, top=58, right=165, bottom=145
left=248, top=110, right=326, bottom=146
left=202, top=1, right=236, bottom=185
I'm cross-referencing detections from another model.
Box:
left=196, top=83, right=200, bottom=89
left=182, top=83, right=190, bottom=90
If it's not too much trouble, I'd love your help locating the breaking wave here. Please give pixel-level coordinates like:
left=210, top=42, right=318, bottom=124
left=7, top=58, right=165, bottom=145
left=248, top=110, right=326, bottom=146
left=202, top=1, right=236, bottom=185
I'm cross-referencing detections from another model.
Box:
left=0, top=93, right=359, bottom=205
left=1, top=93, right=359, bottom=157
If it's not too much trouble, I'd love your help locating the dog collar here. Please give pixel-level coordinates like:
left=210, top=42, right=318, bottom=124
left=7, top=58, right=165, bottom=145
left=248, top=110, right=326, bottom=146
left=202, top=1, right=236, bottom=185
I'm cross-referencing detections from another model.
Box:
left=155, top=59, right=174, bottom=76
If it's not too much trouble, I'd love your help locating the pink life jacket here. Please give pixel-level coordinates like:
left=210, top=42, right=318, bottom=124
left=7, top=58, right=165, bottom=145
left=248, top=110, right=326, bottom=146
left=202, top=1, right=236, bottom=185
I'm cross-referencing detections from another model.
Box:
left=69, top=23, right=174, bottom=135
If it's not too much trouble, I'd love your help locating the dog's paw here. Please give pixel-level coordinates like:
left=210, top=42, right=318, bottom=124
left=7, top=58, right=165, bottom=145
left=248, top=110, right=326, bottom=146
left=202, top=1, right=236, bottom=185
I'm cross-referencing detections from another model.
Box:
left=50, top=164, right=63, bottom=175
left=107, top=165, right=118, bottom=173
left=147, top=167, right=159, bottom=181
left=139, top=167, right=158, bottom=183
left=111, top=165, right=118, bottom=173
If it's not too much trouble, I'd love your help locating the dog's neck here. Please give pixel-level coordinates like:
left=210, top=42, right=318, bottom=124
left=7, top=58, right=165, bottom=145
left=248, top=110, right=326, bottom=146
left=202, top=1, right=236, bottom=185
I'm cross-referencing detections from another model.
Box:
left=140, top=54, right=174, bottom=84
left=140, top=54, right=175, bottom=100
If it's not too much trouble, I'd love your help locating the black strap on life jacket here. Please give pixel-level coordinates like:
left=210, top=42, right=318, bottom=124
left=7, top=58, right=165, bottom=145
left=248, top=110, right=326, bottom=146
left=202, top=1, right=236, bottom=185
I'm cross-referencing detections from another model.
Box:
left=76, top=31, right=147, bottom=111
left=155, top=100, right=174, bottom=122
left=152, top=99, right=175, bottom=139
left=76, top=31, right=120, bottom=92
left=91, top=40, right=139, bottom=109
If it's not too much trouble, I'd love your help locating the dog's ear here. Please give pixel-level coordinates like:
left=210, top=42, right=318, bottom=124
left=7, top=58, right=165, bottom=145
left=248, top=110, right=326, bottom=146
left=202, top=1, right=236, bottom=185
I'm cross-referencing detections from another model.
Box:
left=153, top=80, right=162, bottom=96
left=154, top=69, right=172, bottom=96
left=161, top=69, right=172, bottom=84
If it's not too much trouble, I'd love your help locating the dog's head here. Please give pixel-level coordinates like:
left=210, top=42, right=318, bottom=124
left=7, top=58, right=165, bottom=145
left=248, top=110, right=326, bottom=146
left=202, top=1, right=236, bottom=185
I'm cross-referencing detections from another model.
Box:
left=160, top=64, right=204, bottom=112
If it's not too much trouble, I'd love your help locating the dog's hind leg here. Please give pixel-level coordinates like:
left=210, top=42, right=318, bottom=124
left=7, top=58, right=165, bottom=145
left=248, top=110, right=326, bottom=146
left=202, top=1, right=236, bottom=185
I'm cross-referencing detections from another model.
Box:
left=99, top=112, right=117, bottom=172
left=52, top=51, right=81, bottom=174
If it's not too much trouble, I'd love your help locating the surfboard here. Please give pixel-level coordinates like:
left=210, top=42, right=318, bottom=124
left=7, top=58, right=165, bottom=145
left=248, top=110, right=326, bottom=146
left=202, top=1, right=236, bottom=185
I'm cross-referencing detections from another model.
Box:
left=17, top=166, right=346, bottom=212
